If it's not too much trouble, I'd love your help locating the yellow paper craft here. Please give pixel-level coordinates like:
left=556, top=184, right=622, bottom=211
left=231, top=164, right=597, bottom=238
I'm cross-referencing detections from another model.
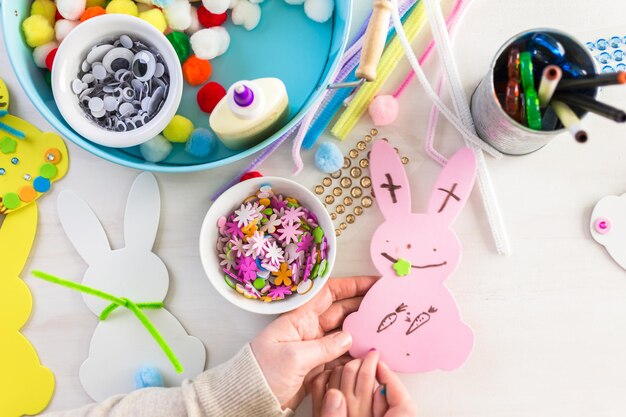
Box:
left=0, top=202, right=55, bottom=416
left=0, top=78, right=68, bottom=214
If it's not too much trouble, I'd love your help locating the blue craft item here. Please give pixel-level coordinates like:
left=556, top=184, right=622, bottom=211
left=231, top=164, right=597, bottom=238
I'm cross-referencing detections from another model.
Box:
left=151, top=0, right=174, bottom=7
left=139, top=135, right=173, bottom=163
left=0, top=110, right=26, bottom=139
left=185, top=128, right=217, bottom=158
left=314, top=141, right=344, bottom=173
left=135, top=366, right=164, bottom=389
left=528, top=33, right=586, bottom=78
left=587, top=35, right=626, bottom=73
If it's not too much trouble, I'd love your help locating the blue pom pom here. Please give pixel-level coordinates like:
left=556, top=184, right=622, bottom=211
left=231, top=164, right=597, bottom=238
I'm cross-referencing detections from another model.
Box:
left=135, top=366, right=164, bottom=389
left=314, top=141, right=343, bottom=173
left=140, top=135, right=173, bottom=163
left=185, top=128, right=217, bottom=158
left=152, top=0, right=174, bottom=7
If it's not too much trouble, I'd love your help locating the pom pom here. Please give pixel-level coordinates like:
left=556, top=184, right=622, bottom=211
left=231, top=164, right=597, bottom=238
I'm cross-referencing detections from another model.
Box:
left=140, top=135, right=173, bottom=162
left=163, top=115, right=194, bottom=143
left=202, top=0, right=230, bottom=14
left=164, top=0, right=192, bottom=31
left=190, top=27, right=230, bottom=60
left=166, top=31, right=191, bottom=62
left=183, top=55, right=212, bottom=86
left=284, top=0, right=305, bottom=4
left=80, top=6, right=106, bottom=22
left=45, top=47, right=58, bottom=71
left=231, top=1, right=261, bottom=31
left=138, top=8, right=168, bottom=32
left=186, top=6, right=203, bottom=35
left=33, top=41, right=58, bottom=69
left=368, top=95, right=400, bottom=127
left=30, top=0, right=57, bottom=26
left=152, top=0, right=175, bottom=7
left=135, top=366, right=164, bottom=389
left=86, top=0, right=106, bottom=7
left=197, top=81, right=226, bottom=113
left=314, top=141, right=343, bottom=173
left=54, top=19, right=78, bottom=42
left=22, top=15, right=55, bottom=48
left=105, top=0, right=139, bottom=16
left=240, top=171, right=263, bottom=182
left=304, top=0, right=334, bottom=23
left=197, top=6, right=227, bottom=28
left=57, top=0, right=86, bottom=20
left=185, top=128, right=217, bottom=158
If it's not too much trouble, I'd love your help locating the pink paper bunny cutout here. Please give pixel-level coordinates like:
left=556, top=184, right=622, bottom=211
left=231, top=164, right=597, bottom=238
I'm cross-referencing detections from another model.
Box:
left=343, top=140, right=476, bottom=373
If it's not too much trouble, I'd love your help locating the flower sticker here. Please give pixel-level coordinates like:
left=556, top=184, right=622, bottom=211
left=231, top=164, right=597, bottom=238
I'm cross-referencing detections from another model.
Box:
left=264, top=240, right=285, bottom=267
left=297, top=233, right=314, bottom=253
left=272, top=262, right=293, bottom=286
left=268, top=285, right=293, bottom=300
left=282, top=206, right=303, bottom=226
left=277, top=222, right=303, bottom=245
left=261, top=213, right=281, bottom=234
left=236, top=256, right=258, bottom=282
left=244, top=231, right=268, bottom=258
left=234, top=203, right=258, bottom=227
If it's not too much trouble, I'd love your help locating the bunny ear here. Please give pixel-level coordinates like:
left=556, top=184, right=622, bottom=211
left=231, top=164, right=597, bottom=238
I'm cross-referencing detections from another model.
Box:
left=426, top=147, right=477, bottom=225
left=370, top=140, right=411, bottom=219
left=124, top=172, right=160, bottom=251
left=58, top=190, right=111, bottom=264
left=0, top=202, right=38, bottom=276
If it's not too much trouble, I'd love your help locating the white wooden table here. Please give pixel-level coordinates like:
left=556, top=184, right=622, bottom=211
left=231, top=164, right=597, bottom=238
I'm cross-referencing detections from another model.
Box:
left=3, top=0, right=626, bottom=415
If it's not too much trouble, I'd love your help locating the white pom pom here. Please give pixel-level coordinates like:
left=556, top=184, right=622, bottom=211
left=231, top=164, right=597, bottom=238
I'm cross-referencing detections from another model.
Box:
left=229, top=0, right=240, bottom=9
left=190, top=27, right=230, bottom=60
left=202, top=0, right=230, bottom=14
left=186, top=6, right=203, bottom=35
left=55, top=19, right=78, bottom=42
left=57, top=0, right=86, bottom=20
left=231, top=1, right=261, bottom=31
left=33, top=41, right=58, bottom=69
left=284, top=0, right=305, bottom=4
left=164, top=0, right=192, bottom=31
left=304, top=0, right=334, bottom=23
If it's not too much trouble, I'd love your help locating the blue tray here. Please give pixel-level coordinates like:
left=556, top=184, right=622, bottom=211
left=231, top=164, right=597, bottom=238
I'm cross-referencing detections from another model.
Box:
left=2, top=0, right=351, bottom=172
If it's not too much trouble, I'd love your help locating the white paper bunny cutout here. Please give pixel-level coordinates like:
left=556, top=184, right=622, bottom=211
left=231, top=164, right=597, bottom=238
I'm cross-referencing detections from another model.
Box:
left=57, top=172, right=206, bottom=401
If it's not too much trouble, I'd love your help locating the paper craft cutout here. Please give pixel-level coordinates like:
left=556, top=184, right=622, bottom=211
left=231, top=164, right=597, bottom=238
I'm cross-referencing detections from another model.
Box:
left=57, top=172, right=206, bottom=401
left=0, top=203, right=55, bottom=416
left=590, top=193, right=626, bottom=270
left=0, top=78, right=69, bottom=214
left=343, top=140, right=476, bottom=373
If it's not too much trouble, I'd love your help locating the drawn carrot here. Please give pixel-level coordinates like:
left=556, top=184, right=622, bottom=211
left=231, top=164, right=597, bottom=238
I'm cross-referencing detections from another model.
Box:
left=377, top=303, right=407, bottom=333
left=406, top=306, right=437, bottom=335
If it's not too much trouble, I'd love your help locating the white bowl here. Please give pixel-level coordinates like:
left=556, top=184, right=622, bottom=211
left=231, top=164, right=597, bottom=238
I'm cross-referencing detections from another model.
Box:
left=51, top=14, right=183, bottom=148
left=200, top=177, right=337, bottom=315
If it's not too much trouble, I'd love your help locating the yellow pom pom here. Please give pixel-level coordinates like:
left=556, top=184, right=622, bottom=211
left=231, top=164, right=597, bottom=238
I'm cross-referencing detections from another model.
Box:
left=30, top=0, right=57, bottom=26
left=105, top=0, right=139, bottom=16
left=22, top=15, right=55, bottom=48
left=139, top=9, right=168, bottom=33
left=163, top=115, right=194, bottom=143
left=86, top=0, right=106, bottom=7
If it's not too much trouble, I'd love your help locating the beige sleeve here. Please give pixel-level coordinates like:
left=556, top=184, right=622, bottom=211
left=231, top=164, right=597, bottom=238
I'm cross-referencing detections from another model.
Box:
left=41, top=344, right=294, bottom=417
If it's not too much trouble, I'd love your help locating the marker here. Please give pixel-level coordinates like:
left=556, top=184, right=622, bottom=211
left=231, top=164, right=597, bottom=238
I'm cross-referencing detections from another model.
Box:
left=537, top=65, right=562, bottom=108
left=556, top=71, right=626, bottom=91
left=551, top=100, right=588, bottom=143
left=553, top=92, right=626, bottom=123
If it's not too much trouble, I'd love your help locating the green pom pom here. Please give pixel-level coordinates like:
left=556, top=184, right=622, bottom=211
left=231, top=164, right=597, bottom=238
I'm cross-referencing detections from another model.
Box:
left=166, top=31, right=191, bottom=63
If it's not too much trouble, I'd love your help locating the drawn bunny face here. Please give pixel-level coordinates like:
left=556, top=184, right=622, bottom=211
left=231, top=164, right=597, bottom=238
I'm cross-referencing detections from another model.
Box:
left=369, top=140, right=476, bottom=281
left=58, top=173, right=169, bottom=315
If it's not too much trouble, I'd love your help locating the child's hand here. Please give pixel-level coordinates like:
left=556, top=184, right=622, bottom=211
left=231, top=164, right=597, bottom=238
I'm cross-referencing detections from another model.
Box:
left=312, top=351, right=416, bottom=417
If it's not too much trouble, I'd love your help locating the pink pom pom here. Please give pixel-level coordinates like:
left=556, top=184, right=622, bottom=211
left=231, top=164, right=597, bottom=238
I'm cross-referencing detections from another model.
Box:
left=368, top=95, right=399, bottom=126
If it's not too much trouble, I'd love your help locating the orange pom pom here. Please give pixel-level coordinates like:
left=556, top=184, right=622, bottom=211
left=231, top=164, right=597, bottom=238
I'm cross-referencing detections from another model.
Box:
left=80, top=6, right=106, bottom=22
left=182, top=55, right=212, bottom=86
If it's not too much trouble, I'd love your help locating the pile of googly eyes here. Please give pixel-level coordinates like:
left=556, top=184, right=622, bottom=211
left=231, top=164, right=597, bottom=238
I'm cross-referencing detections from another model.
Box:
left=72, top=34, right=169, bottom=132
left=586, top=36, right=626, bottom=74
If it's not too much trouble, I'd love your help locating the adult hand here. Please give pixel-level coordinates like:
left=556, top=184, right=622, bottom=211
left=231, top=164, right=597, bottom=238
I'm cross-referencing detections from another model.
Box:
left=250, top=276, right=378, bottom=411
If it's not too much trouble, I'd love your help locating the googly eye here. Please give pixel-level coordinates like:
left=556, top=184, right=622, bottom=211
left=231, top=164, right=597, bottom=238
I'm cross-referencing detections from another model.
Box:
left=103, top=47, right=134, bottom=74
left=122, top=87, right=135, bottom=101
left=132, top=51, right=156, bottom=82
left=594, top=217, right=611, bottom=234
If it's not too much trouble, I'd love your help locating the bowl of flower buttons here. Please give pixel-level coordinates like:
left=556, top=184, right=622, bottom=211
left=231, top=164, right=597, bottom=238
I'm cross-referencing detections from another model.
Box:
left=50, top=14, right=183, bottom=148
left=199, top=176, right=336, bottom=315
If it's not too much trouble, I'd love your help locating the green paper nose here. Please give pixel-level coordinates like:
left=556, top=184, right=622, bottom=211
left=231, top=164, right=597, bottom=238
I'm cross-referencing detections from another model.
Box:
left=393, top=258, right=411, bottom=277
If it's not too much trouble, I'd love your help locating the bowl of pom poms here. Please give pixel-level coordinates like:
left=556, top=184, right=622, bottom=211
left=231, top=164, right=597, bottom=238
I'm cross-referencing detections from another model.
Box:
left=3, top=0, right=351, bottom=172
left=199, top=176, right=336, bottom=314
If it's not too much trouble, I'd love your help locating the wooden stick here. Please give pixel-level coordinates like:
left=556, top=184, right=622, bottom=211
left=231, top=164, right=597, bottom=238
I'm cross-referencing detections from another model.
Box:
left=356, top=0, right=393, bottom=82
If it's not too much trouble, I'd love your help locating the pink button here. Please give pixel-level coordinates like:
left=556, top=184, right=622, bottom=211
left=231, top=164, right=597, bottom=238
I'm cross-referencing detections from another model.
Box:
left=594, top=218, right=611, bottom=234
